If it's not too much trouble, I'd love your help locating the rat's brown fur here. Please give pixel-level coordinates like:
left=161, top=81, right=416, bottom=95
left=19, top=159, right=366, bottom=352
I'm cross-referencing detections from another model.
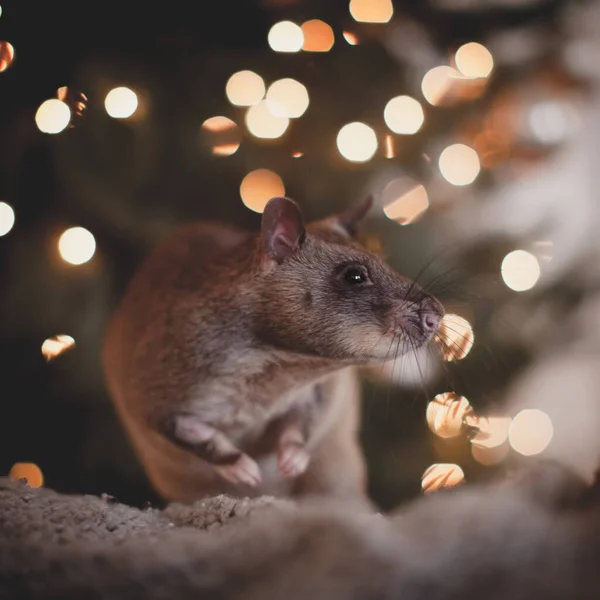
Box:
left=103, top=197, right=443, bottom=504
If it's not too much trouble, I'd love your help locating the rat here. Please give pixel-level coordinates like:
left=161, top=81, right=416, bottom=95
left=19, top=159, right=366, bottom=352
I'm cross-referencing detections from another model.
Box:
left=102, top=196, right=444, bottom=505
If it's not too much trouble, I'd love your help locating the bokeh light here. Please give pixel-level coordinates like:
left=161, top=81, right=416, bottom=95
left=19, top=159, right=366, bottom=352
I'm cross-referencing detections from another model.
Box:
left=383, top=95, right=424, bottom=135
left=438, top=143, right=480, bottom=186
left=455, top=42, right=494, bottom=78
left=349, top=0, right=393, bottom=23
left=528, top=100, right=576, bottom=145
left=58, top=227, right=96, bottom=265
left=35, top=99, right=71, bottom=134
left=266, top=78, right=309, bottom=118
left=501, top=250, right=541, bottom=292
left=0, top=40, right=15, bottom=72
left=9, top=463, right=44, bottom=488
left=426, top=392, right=472, bottom=439
left=41, top=334, right=75, bottom=362
left=421, top=66, right=461, bottom=106
left=509, top=409, right=553, bottom=456
left=343, top=31, right=359, bottom=45
left=382, top=180, right=429, bottom=225
left=268, top=21, right=304, bottom=53
left=104, top=87, right=138, bottom=119
left=0, top=201, right=15, bottom=236
left=240, top=169, right=285, bottom=213
left=301, top=20, right=334, bottom=52
left=245, top=101, right=290, bottom=139
left=436, top=313, right=475, bottom=361
left=471, top=416, right=511, bottom=449
left=336, top=122, right=378, bottom=163
left=225, top=70, right=265, bottom=107
left=421, top=463, right=465, bottom=494
left=201, top=116, right=241, bottom=156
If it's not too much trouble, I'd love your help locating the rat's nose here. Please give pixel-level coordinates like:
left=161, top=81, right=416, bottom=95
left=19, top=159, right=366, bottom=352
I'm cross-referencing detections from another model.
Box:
left=419, top=298, right=444, bottom=334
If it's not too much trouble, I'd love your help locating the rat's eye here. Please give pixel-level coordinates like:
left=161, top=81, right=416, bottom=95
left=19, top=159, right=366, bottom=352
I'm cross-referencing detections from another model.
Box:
left=340, top=265, right=370, bottom=286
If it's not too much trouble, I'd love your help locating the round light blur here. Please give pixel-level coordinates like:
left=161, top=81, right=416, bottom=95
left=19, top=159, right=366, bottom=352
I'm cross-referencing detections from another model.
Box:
left=438, top=144, right=480, bottom=186
left=349, top=0, right=393, bottom=23
left=343, top=31, right=359, bottom=45
left=455, top=42, right=494, bottom=78
left=436, top=313, right=475, bottom=361
left=240, top=169, right=285, bottom=214
left=426, top=392, right=472, bottom=439
left=9, top=463, right=44, bottom=488
left=384, top=95, right=424, bottom=135
left=301, top=20, right=334, bottom=52
left=336, top=122, right=378, bottom=163
left=421, top=66, right=460, bottom=106
left=0, top=201, right=15, bottom=236
left=105, top=87, right=138, bottom=119
left=201, top=116, right=241, bottom=156
left=501, top=250, right=541, bottom=292
left=225, top=70, right=265, bottom=107
left=268, top=21, right=304, bottom=53
left=421, top=463, right=465, bottom=494
left=509, top=409, right=553, bottom=456
left=0, top=40, right=15, bottom=72
left=471, top=442, right=510, bottom=466
left=245, top=101, right=290, bottom=139
left=266, top=78, right=309, bottom=119
left=35, top=99, right=71, bottom=134
left=58, top=227, right=96, bottom=265
left=471, top=416, right=511, bottom=449
left=41, top=334, right=75, bottom=362
left=382, top=180, right=429, bottom=225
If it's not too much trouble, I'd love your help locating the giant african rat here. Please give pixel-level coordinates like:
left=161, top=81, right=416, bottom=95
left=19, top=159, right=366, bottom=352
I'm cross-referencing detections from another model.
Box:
left=102, top=196, right=444, bottom=504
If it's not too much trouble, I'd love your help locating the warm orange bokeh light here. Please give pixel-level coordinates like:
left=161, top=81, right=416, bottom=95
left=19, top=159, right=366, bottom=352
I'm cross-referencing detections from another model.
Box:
left=421, top=463, right=465, bottom=494
left=301, top=20, right=334, bottom=52
left=240, top=169, right=285, bottom=213
left=382, top=180, right=429, bottom=225
left=349, top=0, right=393, bottom=23
left=9, top=463, right=44, bottom=488
left=201, top=116, right=241, bottom=156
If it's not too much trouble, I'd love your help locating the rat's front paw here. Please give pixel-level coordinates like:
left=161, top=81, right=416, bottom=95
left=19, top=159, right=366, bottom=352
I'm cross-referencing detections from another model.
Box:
left=214, top=454, right=262, bottom=488
left=278, top=442, right=310, bottom=479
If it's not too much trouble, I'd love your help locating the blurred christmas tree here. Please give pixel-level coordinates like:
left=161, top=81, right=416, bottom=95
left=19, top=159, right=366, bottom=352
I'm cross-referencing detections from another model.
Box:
left=1, top=0, right=599, bottom=509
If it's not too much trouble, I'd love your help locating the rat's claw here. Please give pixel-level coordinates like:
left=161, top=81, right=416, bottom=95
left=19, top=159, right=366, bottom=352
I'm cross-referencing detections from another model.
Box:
left=278, top=442, right=310, bottom=479
left=214, top=454, right=262, bottom=487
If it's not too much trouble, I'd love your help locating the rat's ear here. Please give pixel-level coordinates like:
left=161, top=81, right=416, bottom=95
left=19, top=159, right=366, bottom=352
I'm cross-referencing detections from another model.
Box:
left=335, top=195, right=373, bottom=237
left=261, top=197, right=306, bottom=264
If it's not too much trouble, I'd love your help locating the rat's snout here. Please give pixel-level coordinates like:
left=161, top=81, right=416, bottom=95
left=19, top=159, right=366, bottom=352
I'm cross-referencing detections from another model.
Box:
left=419, top=296, right=444, bottom=336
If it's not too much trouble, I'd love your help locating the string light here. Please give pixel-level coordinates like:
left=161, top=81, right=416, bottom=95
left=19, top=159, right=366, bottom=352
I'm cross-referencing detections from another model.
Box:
left=245, top=101, right=289, bottom=139
left=0, top=201, right=15, bottom=236
left=58, top=227, right=96, bottom=265
left=268, top=21, right=304, bottom=53
left=0, top=40, right=15, bottom=72
left=301, top=20, right=334, bottom=52
left=421, top=66, right=461, bottom=106
left=342, top=31, right=359, bottom=45
left=35, top=99, right=71, bottom=134
left=336, top=122, right=378, bottom=163
left=426, top=392, right=473, bottom=439
left=383, top=95, right=425, bottom=134
left=438, top=143, right=480, bottom=186
left=509, top=409, right=553, bottom=456
left=266, top=79, right=309, bottom=119
left=41, top=335, right=75, bottom=361
left=104, top=87, right=138, bottom=119
left=455, top=42, right=494, bottom=78
left=382, top=180, right=429, bottom=225
left=201, top=116, right=240, bottom=156
left=501, top=250, right=541, bottom=292
left=9, top=463, right=44, bottom=488
left=421, top=463, right=465, bottom=494
left=225, top=71, right=265, bottom=107
left=436, top=313, right=475, bottom=361
left=349, top=0, right=393, bottom=23
left=240, top=169, right=285, bottom=213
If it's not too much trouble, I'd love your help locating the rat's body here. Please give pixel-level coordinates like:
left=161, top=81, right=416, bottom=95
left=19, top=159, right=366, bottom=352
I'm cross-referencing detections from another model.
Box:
left=103, top=197, right=443, bottom=504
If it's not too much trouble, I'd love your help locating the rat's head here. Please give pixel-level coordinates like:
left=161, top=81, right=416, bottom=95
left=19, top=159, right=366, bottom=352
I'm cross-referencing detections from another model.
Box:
left=255, top=196, right=444, bottom=362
